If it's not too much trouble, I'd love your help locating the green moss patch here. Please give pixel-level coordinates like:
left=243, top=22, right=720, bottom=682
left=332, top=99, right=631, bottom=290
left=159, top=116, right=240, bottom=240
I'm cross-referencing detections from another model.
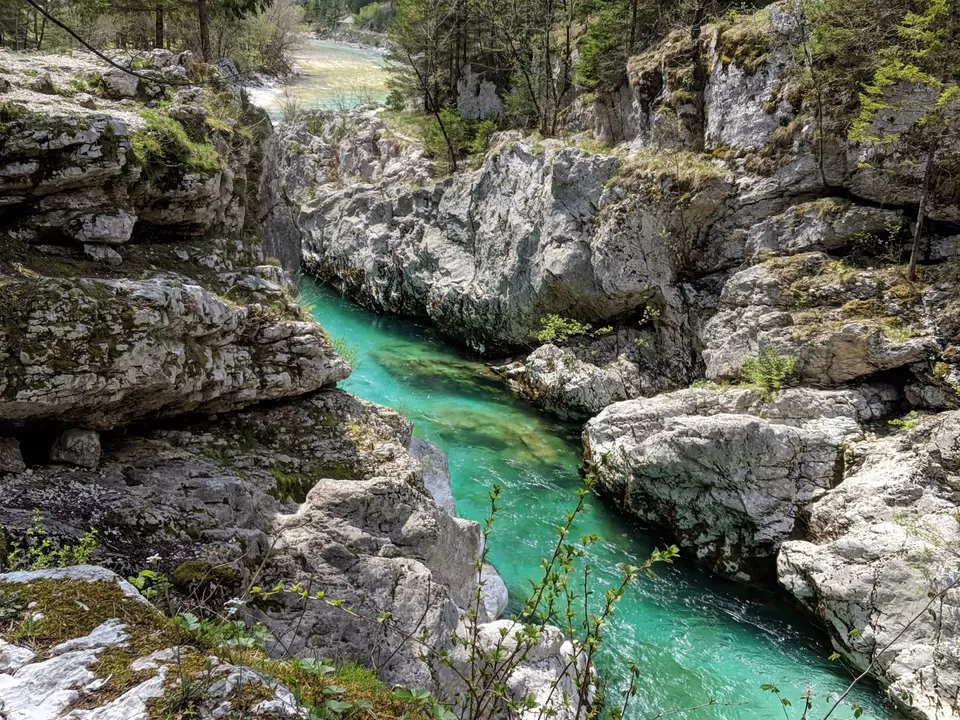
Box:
left=0, top=578, right=177, bottom=653
left=131, top=110, right=221, bottom=178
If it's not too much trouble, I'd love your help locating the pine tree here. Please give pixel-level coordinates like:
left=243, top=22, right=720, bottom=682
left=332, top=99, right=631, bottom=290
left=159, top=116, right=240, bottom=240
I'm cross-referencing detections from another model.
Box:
left=849, top=0, right=960, bottom=281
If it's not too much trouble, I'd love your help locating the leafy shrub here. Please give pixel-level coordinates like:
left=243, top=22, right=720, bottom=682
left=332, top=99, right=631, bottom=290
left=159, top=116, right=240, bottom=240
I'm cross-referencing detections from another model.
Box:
left=423, top=108, right=499, bottom=163
left=3, top=509, right=98, bottom=571
left=535, top=314, right=595, bottom=344
left=740, top=347, right=797, bottom=392
left=888, top=410, right=920, bottom=432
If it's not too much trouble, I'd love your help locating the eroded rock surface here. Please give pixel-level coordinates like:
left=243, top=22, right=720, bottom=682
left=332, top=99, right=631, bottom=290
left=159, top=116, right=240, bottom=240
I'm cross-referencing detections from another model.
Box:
left=583, top=386, right=896, bottom=580
left=780, top=413, right=960, bottom=720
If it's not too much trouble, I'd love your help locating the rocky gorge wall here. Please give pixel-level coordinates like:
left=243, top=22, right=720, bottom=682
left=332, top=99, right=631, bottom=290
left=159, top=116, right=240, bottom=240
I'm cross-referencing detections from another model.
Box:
left=0, top=49, right=580, bottom=719
left=278, top=2, right=960, bottom=717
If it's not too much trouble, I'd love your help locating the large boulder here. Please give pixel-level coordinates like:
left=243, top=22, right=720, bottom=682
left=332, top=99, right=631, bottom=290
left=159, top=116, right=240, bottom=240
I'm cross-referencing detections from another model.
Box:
left=779, top=412, right=960, bottom=720
left=583, top=386, right=896, bottom=581
left=0, top=275, right=349, bottom=429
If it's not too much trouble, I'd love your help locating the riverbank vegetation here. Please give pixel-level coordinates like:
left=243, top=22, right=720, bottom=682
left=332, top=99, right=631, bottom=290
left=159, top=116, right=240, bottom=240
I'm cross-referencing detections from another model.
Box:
left=0, top=0, right=307, bottom=74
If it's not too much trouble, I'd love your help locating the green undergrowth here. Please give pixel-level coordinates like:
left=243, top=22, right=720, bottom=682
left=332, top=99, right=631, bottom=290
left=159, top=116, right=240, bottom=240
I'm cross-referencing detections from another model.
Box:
left=615, top=147, right=726, bottom=195
left=708, top=7, right=772, bottom=75
left=0, top=575, right=428, bottom=719
left=765, top=252, right=937, bottom=342
left=131, top=110, right=221, bottom=177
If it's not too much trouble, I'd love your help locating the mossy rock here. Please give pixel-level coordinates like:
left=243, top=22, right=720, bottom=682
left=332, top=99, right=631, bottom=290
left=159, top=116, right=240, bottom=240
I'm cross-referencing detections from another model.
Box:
left=171, top=560, right=241, bottom=593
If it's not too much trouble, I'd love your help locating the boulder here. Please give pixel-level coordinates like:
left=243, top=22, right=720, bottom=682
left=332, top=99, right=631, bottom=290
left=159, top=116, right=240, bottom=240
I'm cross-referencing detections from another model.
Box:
left=583, top=386, right=895, bottom=581
left=50, top=429, right=101, bottom=468
left=0, top=276, right=350, bottom=429
left=0, top=438, right=25, bottom=473
left=102, top=67, right=139, bottom=98
left=82, top=243, right=123, bottom=265
left=778, top=412, right=960, bottom=720
left=70, top=210, right=137, bottom=245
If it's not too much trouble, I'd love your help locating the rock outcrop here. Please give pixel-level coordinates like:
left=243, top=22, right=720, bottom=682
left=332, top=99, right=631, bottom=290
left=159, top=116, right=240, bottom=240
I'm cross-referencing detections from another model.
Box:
left=779, top=414, right=960, bottom=719
left=0, top=49, right=579, bottom=718
left=583, top=386, right=896, bottom=580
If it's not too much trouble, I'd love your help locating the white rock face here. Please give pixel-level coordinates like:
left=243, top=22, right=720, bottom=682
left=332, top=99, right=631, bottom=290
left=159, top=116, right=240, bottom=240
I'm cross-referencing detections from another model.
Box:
left=703, top=4, right=799, bottom=151
left=779, top=412, right=960, bottom=720
left=702, top=254, right=943, bottom=385
left=457, top=64, right=503, bottom=120
left=583, top=386, right=896, bottom=580
left=281, top=111, right=725, bottom=351
left=498, top=345, right=645, bottom=420
left=0, top=276, right=349, bottom=429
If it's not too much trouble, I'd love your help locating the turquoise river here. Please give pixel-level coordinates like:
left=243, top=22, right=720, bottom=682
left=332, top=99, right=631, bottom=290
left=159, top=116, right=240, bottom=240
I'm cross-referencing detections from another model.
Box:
left=301, top=278, right=895, bottom=720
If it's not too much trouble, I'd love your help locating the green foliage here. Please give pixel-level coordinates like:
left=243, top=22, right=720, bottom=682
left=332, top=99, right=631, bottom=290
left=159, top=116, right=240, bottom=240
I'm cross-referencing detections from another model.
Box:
left=355, top=1, right=394, bottom=31
left=740, top=347, right=797, bottom=392
left=574, top=0, right=630, bottom=92
left=174, top=611, right=275, bottom=650
left=331, top=336, right=362, bottom=370
left=131, top=110, right=221, bottom=178
left=534, top=314, right=595, bottom=344
left=888, top=410, right=921, bottom=432
left=422, top=108, right=498, bottom=164
left=3, top=509, right=98, bottom=571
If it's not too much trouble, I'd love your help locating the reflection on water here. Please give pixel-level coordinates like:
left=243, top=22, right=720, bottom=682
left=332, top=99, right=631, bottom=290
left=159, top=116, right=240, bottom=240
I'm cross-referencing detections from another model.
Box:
left=303, top=278, right=896, bottom=720
left=252, top=37, right=388, bottom=119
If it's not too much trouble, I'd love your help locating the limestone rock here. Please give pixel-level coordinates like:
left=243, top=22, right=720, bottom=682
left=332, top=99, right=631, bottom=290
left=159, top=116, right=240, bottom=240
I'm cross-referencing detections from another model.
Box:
left=702, top=254, right=943, bottom=385
left=583, top=386, right=895, bottom=580
left=411, top=436, right=456, bottom=516
left=71, top=210, right=137, bottom=245
left=0, top=276, right=350, bottom=429
left=102, top=67, right=139, bottom=98
left=498, top=344, right=646, bottom=420
left=778, top=413, right=960, bottom=720
left=0, top=567, right=307, bottom=720
left=0, top=438, right=25, bottom=473
left=457, top=64, right=503, bottom=121
left=83, top=243, right=123, bottom=265
left=283, top=110, right=732, bottom=352
left=51, top=429, right=101, bottom=468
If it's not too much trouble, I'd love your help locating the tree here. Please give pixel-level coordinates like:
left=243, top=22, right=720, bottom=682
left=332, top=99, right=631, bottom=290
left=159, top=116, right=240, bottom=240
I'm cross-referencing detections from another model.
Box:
left=195, top=0, right=270, bottom=59
left=849, top=0, right=960, bottom=281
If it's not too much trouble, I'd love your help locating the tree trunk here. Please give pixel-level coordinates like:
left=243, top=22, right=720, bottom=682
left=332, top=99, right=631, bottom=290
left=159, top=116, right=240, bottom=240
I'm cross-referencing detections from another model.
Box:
left=155, top=6, right=165, bottom=48
left=908, top=145, right=936, bottom=282
left=197, top=0, right=211, bottom=60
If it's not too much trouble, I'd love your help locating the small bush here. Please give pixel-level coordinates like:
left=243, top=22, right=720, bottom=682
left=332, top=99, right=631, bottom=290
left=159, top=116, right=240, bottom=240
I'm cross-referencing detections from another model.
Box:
left=423, top=108, right=499, bottom=164
left=888, top=410, right=920, bottom=432
left=3, top=509, right=98, bottom=571
left=740, top=347, right=797, bottom=392
left=535, top=314, right=595, bottom=344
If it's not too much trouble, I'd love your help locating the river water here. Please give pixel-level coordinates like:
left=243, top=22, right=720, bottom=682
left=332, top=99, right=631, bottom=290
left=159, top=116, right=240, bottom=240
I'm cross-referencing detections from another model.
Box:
left=302, top=278, right=893, bottom=720
left=251, top=37, right=389, bottom=119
